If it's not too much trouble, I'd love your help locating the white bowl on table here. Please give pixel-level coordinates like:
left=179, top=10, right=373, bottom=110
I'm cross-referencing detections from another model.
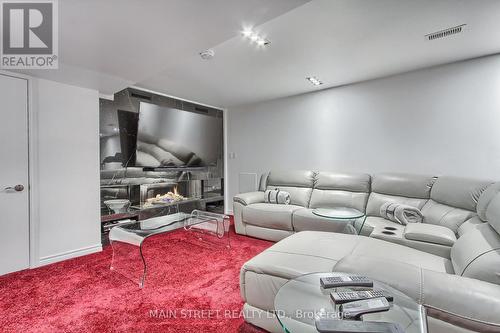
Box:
left=104, top=199, right=131, bottom=214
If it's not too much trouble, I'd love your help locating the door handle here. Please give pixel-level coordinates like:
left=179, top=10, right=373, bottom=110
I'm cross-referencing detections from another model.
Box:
left=4, top=184, right=24, bottom=192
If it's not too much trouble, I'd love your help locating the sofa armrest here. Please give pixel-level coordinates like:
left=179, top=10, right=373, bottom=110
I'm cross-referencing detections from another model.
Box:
left=334, top=255, right=500, bottom=332
left=404, top=223, right=457, bottom=246
left=423, top=269, right=500, bottom=332
left=234, top=191, right=265, bottom=206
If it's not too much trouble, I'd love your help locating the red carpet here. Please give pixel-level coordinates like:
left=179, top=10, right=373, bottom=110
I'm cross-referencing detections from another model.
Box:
left=0, top=223, right=273, bottom=333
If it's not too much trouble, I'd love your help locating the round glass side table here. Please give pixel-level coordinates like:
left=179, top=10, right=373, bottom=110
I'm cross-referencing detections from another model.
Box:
left=274, top=272, right=427, bottom=333
left=312, top=207, right=366, bottom=234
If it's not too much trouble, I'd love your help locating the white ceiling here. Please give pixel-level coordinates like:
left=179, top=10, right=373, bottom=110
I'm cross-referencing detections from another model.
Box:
left=15, top=0, right=500, bottom=107
left=17, top=0, right=308, bottom=97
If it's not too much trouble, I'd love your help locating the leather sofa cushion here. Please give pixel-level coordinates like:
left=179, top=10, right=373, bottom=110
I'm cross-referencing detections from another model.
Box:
left=404, top=223, right=456, bottom=246
left=309, top=172, right=370, bottom=211
left=315, top=172, right=371, bottom=192
left=292, top=208, right=351, bottom=233
left=267, top=231, right=452, bottom=274
left=421, top=199, right=475, bottom=233
left=477, top=182, right=500, bottom=221
left=267, top=170, right=315, bottom=188
left=265, top=186, right=311, bottom=207
left=457, top=216, right=484, bottom=237
left=366, top=192, right=428, bottom=218
left=430, top=176, right=491, bottom=212
left=486, top=191, right=500, bottom=235
left=350, top=235, right=454, bottom=274
left=242, top=203, right=302, bottom=231
left=371, top=173, right=436, bottom=198
left=309, top=189, right=368, bottom=211
left=451, top=223, right=500, bottom=285
left=240, top=231, right=453, bottom=311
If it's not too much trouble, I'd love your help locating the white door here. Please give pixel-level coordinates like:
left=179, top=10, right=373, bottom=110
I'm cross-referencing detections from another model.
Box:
left=0, top=74, right=30, bottom=275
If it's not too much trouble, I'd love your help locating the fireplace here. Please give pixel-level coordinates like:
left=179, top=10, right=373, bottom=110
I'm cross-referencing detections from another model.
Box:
left=139, top=181, right=202, bottom=207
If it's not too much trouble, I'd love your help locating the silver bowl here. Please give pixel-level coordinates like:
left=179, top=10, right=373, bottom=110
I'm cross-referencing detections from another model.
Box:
left=104, top=199, right=130, bottom=214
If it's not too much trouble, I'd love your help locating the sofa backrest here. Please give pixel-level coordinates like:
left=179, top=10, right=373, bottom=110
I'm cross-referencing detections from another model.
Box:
left=477, top=182, right=500, bottom=222
left=266, top=170, right=315, bottom=207
left=456, top=182, right=500, bottom=236
left=366, top=173, right=436, bottom=218
left=421, top=176, right=491, bottom=233
left=309, top=172, right=371, bottom=212
left=451, top=190, right=500, bottom=285
left=261, top=170, right=493, bottom=235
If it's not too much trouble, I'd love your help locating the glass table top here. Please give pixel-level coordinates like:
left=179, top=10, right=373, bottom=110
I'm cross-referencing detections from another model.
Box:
left=109, top=210, right=231, bottom=244
left=312, top=207, right=365, bottom=219
left=274, top=272, right=427, bottom=333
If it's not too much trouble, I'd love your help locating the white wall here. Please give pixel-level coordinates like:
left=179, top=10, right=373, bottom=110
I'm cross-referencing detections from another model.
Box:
left=227, top=55, right=500, bottom=212
left=32, top=78, right=101, bottom=265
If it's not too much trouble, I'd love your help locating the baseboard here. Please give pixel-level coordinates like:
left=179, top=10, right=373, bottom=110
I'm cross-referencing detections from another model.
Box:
left=38, top=243, right=103, bottom=267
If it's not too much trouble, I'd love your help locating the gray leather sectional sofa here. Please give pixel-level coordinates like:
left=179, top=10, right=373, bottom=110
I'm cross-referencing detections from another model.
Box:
left=234, top=170, right=491, bottom=241
left=234, top=170, right=500, bottom=333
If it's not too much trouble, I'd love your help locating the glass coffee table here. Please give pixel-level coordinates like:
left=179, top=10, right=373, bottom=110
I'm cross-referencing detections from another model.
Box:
left=274, top=272, right=427, bottom=333
left=312, top=207, right=366, bottom=234
left=109, top=210, right=230, bottom=288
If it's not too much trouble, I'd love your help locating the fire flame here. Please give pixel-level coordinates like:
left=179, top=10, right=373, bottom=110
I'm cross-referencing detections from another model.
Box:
left=144, top=185, right=184, bottom=207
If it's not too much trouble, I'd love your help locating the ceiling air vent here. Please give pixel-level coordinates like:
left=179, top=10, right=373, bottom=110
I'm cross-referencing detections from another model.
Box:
left=130, top=92, right=152, bottom=101
left=425, top=24, right=466, bottom=41
left=194, top=107, right=209, bottom=113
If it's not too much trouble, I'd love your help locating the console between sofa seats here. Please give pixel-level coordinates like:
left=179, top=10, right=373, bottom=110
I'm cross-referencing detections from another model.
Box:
left=370, top=223, right=456, bottom=258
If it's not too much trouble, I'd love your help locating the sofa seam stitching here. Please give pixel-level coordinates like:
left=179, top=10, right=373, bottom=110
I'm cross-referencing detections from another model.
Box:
left=266, top=249, right=341, bottom=262
left=460, top=247, right=500, bottom=276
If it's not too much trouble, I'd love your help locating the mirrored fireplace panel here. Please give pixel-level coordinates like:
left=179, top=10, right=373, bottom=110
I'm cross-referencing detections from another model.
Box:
left=99, top=88, right=225, bottom=244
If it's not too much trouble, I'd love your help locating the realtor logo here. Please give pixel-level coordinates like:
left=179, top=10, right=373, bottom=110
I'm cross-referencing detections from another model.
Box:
left=1, top=0, right=58, bottom=69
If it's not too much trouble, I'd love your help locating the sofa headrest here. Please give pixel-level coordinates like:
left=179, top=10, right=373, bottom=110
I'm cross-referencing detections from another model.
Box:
left=431, top=176, right=492, bottom=212
left=315, top=172, right=371, bottom=192
left=267, top=170, right=315, bottom=188
left=477, top=182, right=500, bottom=221
left=371, top=173, right=436, bottom=198
left=486, top=192, right=500, bottom=235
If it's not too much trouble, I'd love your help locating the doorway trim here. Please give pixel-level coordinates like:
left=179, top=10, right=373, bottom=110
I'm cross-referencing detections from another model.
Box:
left=0, top=70, right=39, bottom=268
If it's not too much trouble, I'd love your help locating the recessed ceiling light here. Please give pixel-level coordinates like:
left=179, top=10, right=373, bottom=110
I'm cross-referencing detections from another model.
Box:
left=242, top=29, right=253, bottom=37
left=256, top=38, right=270, bottom=46
left=241, top=28, right=270, bottom=47
left=306, top=76, right=323, bottom=86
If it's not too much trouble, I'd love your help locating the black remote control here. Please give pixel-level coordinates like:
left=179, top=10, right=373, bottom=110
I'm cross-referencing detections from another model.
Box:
left=340, top=297, right=391, bottom=319
left=331, top=290, right=394, bottom=304
left=315, top=318, right=405, bottom=333
left=320, top=275, right=374, bottom=288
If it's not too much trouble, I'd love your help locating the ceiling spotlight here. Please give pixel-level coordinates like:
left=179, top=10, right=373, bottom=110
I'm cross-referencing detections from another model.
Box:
left=242, top=29, right=253, bottom=37
left=256, top=38, right=269, bottom=46
left=306, top=76, right=323, bottom=86
left=242, top=28, right=270, bottom=47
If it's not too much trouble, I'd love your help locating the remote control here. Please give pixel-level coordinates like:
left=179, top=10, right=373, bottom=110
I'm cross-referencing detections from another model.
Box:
left=331, top=290, right=394, bottom=304
left=340, top=297, right=391, bottom=319
left=315, top=318, right=405, bottom=333
left=320, top=275, right=374, bottom=288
